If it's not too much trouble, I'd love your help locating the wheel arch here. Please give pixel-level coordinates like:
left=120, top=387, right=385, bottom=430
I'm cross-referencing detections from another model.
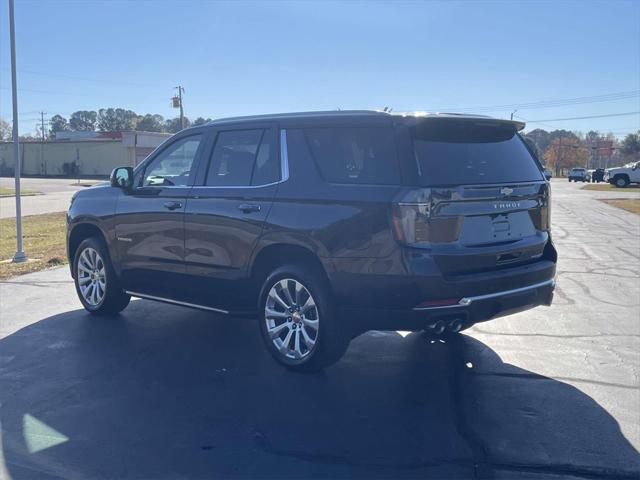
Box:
left=613, top=173, right=630, bottom=181
left=68, top=222, right=109, bottom=277
left=249, top=242, right=334, bottom=303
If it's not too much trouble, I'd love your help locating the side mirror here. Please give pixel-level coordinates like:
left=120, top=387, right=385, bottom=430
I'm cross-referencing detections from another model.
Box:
left=110, top=166, right=134, bottom=190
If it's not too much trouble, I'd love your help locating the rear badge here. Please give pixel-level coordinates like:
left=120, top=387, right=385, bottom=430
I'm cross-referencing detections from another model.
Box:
left=494, top=202, right=521, bottom=210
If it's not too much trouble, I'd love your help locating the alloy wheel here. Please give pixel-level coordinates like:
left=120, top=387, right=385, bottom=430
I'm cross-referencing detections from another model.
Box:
left=264, top=278, right=319, bottom=360
left=77, top=247, right=106, bottom=306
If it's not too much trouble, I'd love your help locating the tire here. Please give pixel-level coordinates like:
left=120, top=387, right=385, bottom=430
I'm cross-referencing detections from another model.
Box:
left=258, top=264, right=349, bottom=372
left=614, top=176, right=629, bottom=188
left=73, top=236, right=130, bottom=315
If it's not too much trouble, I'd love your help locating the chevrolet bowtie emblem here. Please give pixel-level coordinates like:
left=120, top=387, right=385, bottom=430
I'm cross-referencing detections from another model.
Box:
left=500, top=187, right=514, bottom=196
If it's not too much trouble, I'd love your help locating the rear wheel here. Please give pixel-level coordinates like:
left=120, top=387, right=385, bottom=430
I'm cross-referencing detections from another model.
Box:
left=73, top=236, right=130, bottom=315
left=258, top=265, right=349, bottom=372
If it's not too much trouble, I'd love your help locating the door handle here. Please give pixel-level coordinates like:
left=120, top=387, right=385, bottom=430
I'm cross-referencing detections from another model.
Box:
left=163, top=201, right=183, bottom=210
left=238, top=203, right=261, bottom=213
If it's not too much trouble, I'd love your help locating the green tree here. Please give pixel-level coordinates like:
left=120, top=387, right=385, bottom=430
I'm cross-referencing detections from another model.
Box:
left=164, top=117, right=191, bottom=133
left=49, top=115, right=70, bottom=137
left=0, top=119, right=11, bottom=141
left=620, top=131, right=640, bottom=161
left=192, top=117, right=212, bottom=126
left=69, top=110, right=97, bottom=131
left=97, top=108, right=138, bottom=131
left=524, top=129, right=551, bottom=155
left=136, top=114, right=165, bottom=132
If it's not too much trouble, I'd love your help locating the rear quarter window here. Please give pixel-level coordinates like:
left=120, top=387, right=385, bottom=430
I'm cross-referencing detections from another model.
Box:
left=412, top=120, right=543, bottom=186
left=303, top=127, right=400, bottom=185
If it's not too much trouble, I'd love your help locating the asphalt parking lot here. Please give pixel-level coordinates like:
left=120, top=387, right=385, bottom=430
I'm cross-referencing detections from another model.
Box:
left=0, top=178, right=101, bottom=219
left=0, top=179, right=638, bottom=479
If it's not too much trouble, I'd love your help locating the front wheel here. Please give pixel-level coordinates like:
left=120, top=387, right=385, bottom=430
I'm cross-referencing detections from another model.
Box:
left=258, top=265, right=349, bottom=372
left=73, top=236, right=130, bottom=315
left=614, top=176, right=629, bottom=188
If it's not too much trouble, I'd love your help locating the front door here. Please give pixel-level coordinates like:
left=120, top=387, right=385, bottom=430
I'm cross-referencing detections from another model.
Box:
left=116, top=133, right=205, bottom=297
left=183, top=127, right=281, bottom=311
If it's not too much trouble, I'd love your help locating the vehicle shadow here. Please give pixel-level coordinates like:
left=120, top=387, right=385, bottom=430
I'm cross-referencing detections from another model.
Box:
left=1, top=301, right=638, bottom=479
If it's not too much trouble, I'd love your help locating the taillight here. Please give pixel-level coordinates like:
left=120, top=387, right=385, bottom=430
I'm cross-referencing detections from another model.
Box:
left=391, top=189, right=461, bottom=246
left=529, top=183, right=551, bottom=232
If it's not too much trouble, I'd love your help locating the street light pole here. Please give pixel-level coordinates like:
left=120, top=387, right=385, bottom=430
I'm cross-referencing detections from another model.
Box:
left=9, top=0, right=26, bottom=263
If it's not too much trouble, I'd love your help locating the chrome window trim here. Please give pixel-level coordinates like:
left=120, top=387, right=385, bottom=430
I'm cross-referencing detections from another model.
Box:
left=280, top=128, right=290, bottom=182
left=413, top=278, right=555, bottom=311
left=126, top=291, right=229, bottom=314
left=191, top=128, right=290, bottom=190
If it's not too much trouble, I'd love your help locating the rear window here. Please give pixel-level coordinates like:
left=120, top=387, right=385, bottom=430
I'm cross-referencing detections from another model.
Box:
left=303, top=127, right=399, bottom=185
left=411, top=120, right=543, bottom=186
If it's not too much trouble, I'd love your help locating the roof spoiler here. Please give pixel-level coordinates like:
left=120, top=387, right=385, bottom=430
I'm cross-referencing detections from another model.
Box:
left=404, top=115, right=526, bottom=132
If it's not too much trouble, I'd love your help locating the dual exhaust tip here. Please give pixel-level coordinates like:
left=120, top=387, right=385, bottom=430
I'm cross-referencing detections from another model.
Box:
left=428, top=319, right=463, bottom=335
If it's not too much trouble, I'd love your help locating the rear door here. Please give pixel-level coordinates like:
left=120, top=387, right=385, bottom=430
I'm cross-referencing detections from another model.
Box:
left=182, top=126, right=281, bottom=311
left=407, top=118, right=549, bottom=277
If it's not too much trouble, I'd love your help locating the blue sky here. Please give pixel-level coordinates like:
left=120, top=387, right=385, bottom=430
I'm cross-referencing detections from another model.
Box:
left=1, top=0, right=639, bottom=136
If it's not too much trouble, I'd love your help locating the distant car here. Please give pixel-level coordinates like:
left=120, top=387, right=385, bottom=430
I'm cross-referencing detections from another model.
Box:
left=543, top=167, right=553, bottom=180
left=607, top=161, right=640, bottom=188
left=568, top=168, right=588, bottom=182
left=591, top=168, right=605, bottom=183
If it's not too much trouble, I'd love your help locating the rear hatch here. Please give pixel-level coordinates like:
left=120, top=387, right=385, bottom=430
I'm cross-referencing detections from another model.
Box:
left=393, top=117, right=550, bottom=277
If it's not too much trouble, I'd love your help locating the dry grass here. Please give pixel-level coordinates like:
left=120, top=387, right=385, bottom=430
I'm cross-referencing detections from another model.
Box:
left=0, top=187, right=42, bottom=197
left=0, top=212, right=67, bottom=279
left=600, top=199, right=640, bottom=215
left=582, top=183, right=640, bottom=192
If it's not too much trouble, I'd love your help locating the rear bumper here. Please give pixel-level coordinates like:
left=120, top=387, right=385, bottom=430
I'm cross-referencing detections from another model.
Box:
left=340, top=278, right=555, bottom=333
left=330, top=240, right=557, bottom=333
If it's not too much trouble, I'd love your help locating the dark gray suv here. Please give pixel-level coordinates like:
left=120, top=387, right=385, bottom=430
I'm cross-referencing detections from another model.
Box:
left=67, top=111, right=556, bottom=371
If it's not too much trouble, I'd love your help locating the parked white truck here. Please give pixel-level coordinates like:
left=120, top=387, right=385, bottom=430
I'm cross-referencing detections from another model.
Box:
left=606, top=161, right=640, bottom=188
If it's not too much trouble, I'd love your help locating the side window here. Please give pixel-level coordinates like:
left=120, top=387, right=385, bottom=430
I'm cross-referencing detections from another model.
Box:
left=303, top=127, right=399, bottom=185
left=251, top=129, right=279, bottom=185
left=142, top=135, right=202, bottom=187
left=206, top=129, right=279, bottom=186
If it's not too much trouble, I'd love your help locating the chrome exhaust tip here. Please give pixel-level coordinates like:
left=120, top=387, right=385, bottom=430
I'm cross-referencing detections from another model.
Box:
left=448, top=319, right=463, bottom=333
left=429, top=320, right=446, bottom=335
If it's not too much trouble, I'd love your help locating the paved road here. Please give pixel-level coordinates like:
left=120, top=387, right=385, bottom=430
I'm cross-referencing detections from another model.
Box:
left=0, top=178, right=101, bottom=219
left=0, top=181, right=638, bottom=479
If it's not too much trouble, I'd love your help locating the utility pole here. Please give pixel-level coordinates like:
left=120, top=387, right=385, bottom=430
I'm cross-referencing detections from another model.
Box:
left=9, top=0, right=26, bottom=263
left=40, top=111, right=46, bottom=175
left=556, top=136, right=562, bottom=177
left=174, top=86, right=185, bottom=130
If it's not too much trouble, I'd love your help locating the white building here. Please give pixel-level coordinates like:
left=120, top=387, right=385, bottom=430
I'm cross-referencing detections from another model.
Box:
left=0, top=131, right=171, bottom=177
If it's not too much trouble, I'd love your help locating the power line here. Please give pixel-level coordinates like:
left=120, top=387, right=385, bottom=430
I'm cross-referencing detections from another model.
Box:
left=524, top=111, right=640, bottom=123
left=0, top=85, right=108, bottom=97
left=430, top=90, right=640, bottom=113
left=0, top=68, right=156, bottom=87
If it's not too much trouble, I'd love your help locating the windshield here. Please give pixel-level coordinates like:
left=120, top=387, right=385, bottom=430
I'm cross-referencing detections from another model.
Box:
left=411, top=120, right=543, bottom=186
